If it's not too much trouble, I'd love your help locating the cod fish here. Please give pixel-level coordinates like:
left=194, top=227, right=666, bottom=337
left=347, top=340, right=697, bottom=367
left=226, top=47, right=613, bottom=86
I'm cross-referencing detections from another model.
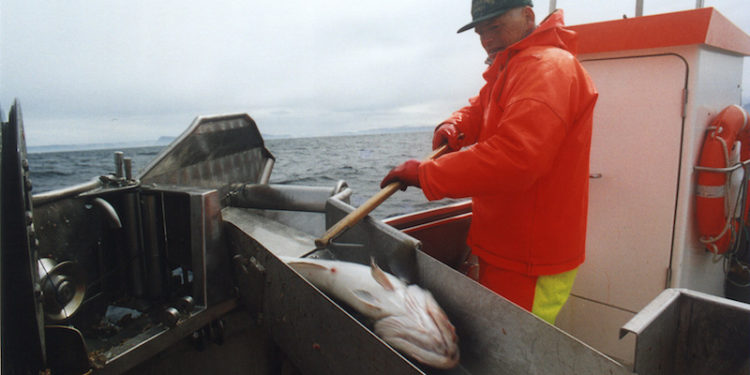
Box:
left=280, top=256, right=460, bottom=369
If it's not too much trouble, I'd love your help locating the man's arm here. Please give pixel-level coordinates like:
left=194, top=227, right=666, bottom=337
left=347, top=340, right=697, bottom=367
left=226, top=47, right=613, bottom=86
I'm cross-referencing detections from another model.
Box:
left=421, top=98, right=568, bottom=200
left=440, top=93, right=484, bottom=148
left=420, top=52, right=589, bottom=199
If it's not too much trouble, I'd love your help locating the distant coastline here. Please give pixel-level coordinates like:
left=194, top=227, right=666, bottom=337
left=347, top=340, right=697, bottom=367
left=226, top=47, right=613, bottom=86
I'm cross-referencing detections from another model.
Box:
left=27, top=137, right=177, bottom=154
left=26, top=125, right=433, bottom=154
left=28, top=102, right=750, bottom=153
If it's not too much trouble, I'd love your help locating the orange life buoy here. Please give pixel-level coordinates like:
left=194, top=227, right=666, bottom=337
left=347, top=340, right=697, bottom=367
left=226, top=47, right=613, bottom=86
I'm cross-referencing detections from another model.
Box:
left=696, top=105, right=750, bottom=254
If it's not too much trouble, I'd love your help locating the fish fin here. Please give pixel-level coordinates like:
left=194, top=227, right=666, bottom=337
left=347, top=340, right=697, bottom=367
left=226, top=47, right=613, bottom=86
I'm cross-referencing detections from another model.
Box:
left=285, top=260, right=330, bottom=271
left=286, top=259, right=331, bottom=277
left=352, top=289, right=383, bottom=313
left=370, top=257, right=395, bottom=291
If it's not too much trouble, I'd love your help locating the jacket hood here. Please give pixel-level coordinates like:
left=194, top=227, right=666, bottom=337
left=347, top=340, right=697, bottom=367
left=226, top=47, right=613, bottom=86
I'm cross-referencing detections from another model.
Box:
left=497, top=9, right=578, bottom=62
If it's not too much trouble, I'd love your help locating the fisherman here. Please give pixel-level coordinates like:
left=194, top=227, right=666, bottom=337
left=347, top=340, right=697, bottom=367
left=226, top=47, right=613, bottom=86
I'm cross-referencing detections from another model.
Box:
left=381, top=0, right=597, bottom=324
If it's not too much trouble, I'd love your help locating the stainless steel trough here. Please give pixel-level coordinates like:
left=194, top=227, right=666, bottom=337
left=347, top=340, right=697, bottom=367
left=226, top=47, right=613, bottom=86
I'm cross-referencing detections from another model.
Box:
left=621, top=288, right=750, bottom=375
left=224, top=188, right=632, bottom=375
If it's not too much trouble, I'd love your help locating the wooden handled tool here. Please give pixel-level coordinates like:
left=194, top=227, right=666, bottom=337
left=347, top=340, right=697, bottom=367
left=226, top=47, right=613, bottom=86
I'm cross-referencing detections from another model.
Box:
left=314, top=144, right=450, bottom=248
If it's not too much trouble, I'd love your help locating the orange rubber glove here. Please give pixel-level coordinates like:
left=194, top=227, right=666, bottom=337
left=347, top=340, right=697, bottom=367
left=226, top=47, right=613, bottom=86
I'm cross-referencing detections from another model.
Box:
left=432, top=123, right=462, bottom=152
left=380, top=159, right=421, bottom=191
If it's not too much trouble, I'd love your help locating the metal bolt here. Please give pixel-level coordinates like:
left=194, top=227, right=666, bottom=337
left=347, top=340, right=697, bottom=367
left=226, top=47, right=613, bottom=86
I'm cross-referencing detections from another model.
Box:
left=163, top=307, right=180, bottom=328
left=176, top=296, right=195, bottom=314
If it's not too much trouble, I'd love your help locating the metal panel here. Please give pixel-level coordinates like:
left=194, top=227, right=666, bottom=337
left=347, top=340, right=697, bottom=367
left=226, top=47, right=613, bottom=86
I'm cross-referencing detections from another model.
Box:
left=139, top=113, right=274, bottom=190
left=385, top=201, right=472, bottom=270
left=96, top=299, right=237, bottom=375
left=417, top=252, right=631, bottom=375
left=146, top=185, right=231, bottom=307
left=556, top=295, right=636, bottom=366
left=225, top=205, right=631, bottom=374
left=224, top=208, right=425, bottom=375
left=262, top=254, right=425, bottom=375
left=324, top=197, right=420, bottom=284
left=621, top=288, right=750, bottom=375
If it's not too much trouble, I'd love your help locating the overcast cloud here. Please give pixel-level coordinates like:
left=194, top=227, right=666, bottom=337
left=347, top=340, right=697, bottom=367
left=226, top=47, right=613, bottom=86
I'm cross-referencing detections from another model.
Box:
left=2, top=0, right=750, bottom=146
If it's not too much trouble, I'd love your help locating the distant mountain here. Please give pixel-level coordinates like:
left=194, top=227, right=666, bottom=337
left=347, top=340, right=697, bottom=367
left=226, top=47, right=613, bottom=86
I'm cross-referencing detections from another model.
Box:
left=335, top=125, right=433, bottom=137
left=27, top=126, right=432, bottom=153
left=28, top=136, right=176, bottom=154
left=156, top=136, right=175, bottom=145
left=262, top=133, right=293, bottom=139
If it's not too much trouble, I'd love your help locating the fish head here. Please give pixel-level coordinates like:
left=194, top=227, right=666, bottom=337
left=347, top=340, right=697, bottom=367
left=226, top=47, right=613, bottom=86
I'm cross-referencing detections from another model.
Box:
left=373, top=285, right=459, bottom=369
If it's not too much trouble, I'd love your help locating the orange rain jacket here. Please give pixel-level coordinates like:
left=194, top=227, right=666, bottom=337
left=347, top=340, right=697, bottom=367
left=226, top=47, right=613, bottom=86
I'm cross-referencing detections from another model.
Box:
left=419, top=10, right=598, bottom=276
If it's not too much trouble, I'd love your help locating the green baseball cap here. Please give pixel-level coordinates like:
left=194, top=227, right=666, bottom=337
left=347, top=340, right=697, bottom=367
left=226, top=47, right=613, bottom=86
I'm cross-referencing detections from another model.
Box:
left=457, top=0, right=533, bottom=33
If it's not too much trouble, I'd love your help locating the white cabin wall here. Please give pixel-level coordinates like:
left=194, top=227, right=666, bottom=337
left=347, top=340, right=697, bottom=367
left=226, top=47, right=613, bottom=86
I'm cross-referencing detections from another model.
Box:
left=558, top=47, right=695, bottom=365
left=558, top=44, right=747, bottom=364
left=671, top=47, right=746, bottom=294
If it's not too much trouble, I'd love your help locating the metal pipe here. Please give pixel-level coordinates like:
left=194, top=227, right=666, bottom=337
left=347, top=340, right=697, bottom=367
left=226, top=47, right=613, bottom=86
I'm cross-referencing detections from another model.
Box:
left=548, top=0, right=556, bottom=12
left=228, top=184, right=342, bottom=212
left=332, top=187, right=352, bottom=204
left=334, top=180, right=349, bottom=195
left=114, top=151, right=124, bottom=178
left=141, top=194, right=165, bottom=301
left=121, top=192, right=145, bottom=298
left=32, top=178, right=103, bottom=207
left=636, top=0, right=644, bottom=17
left=124, top=157, right=133, bottom=180
left=696, top=0, right=704, bottom=8
left=694, top=157, right=750, bottom=173
left=260, top=158, right=275, bottom=185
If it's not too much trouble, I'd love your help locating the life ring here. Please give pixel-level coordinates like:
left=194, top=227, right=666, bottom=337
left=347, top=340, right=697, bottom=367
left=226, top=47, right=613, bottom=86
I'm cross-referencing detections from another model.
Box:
left=696, top=105, right=750, bottom=254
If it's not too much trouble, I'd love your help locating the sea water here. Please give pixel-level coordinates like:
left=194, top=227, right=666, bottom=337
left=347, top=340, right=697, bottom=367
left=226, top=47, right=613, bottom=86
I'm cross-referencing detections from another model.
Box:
left=27, top=132, right=463, bottom=219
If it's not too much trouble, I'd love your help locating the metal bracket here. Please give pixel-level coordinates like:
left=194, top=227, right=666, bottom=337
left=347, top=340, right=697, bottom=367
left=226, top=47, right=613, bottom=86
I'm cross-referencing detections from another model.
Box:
left=233, top=254, right=266, bottom=320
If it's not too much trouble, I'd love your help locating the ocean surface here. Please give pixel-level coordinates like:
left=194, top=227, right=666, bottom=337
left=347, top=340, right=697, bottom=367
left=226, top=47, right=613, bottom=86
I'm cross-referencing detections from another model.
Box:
left=28, top=131, right=463, bottom=219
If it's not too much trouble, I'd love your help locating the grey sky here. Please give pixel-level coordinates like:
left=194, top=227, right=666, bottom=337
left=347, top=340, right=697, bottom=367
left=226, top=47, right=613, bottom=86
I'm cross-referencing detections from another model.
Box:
left=2, top=0, right=749, bottom=146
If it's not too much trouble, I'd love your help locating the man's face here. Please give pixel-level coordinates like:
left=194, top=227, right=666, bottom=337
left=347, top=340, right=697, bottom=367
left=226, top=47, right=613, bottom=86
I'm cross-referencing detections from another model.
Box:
left=475, top=6, right=535, bottom=57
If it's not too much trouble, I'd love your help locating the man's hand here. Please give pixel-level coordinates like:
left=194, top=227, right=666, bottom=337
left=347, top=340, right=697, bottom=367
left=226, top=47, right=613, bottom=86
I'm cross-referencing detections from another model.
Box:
left=432, top=123, right=463, bottom=152
left=380, top=159, right=421, bottom=191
